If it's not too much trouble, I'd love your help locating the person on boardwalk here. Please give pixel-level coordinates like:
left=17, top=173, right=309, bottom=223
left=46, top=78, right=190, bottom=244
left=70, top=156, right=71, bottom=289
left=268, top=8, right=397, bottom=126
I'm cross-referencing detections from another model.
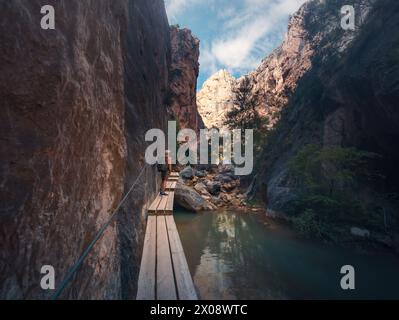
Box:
left=158, top=150, right=172, bottom=196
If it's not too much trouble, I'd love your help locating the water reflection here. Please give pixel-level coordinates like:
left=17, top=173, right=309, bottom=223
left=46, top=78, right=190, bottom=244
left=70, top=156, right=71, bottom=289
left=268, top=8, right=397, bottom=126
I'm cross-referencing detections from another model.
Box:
left=175, top=210, right=399, bottom=300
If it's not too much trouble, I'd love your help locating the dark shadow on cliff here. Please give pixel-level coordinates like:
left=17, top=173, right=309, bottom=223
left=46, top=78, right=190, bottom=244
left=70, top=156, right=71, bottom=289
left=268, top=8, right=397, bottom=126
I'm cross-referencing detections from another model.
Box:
left=116, top=0, right=171, bottom=299
left=255, top=0, right=399, bottom=237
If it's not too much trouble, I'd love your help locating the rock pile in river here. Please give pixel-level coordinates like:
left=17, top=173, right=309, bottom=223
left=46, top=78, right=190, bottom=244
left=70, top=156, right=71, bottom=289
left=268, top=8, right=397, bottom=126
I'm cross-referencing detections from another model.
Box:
left=175, top=165, right=248, bottom=212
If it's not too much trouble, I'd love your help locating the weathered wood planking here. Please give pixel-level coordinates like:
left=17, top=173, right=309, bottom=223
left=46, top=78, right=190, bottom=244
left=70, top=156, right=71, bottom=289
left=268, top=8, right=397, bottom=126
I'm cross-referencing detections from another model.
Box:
left=166, top=181, right=177, bottom=191
left=148, top=195, right=163, bottom=214
left=157, top=195, right=169, bottom=215
left=138, top=176, right=197, bottom=301
left=165, top=192, right=174, bottom=214
left=136, top=216, right=157, bottom=300
left=165, top=216, right=198, bottom=300
left=156, top=216, right=177, bottom=300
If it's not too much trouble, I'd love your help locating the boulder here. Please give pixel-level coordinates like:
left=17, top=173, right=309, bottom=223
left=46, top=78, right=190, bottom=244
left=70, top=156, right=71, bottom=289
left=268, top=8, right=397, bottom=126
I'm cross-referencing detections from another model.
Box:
left=224, top=172, right=239, bottom=180
left=237, top=194, right=246, bottom=200
left=175, top=182, right=214, bottom=212
left=222, top=181, right=237, bottom=192
left=215, top=174, right=233, bottom=183
left=218, top=164, right=234, bottom=174
left=194, top=182, right=211, bottom=197
left=211, top=196, right=223, bottom=207
left=195, top=170, right=207, bottom=178
left=231, top=198, right=241, bottom=207
left=224, top=193, right=233, bottom=203
left=206, top=181, right=221, bottom=195
left=196, top=164, right=211, bottom=171
left=350, top=227, right=370, bottom=238
left=180, top=166, right=195, bottom=180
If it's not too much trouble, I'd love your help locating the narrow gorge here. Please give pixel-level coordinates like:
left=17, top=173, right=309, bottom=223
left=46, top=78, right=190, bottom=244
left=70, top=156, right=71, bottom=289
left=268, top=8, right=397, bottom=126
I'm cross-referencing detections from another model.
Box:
left=1, top=0, right=398, bottom=300
left=196, top=0, right=399, bottom=250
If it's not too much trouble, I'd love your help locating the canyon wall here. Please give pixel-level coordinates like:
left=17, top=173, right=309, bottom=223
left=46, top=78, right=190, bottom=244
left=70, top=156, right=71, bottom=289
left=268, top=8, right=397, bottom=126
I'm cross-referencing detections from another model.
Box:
left=195, top=0, right=398, bottom=237
left=0, top=0, right=170, bottom=299
left=255, top=0, right=399, bottom=225
left=244, top=0, right=376, bottom=127
left=168, top=26, right=204, bottom=132
left=198, top=1, right=375, bottom=129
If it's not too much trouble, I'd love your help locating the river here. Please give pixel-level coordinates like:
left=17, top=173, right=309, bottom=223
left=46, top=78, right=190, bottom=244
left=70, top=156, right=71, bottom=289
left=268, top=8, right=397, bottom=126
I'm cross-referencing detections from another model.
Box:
left=174, top=210, right=399, bottom=300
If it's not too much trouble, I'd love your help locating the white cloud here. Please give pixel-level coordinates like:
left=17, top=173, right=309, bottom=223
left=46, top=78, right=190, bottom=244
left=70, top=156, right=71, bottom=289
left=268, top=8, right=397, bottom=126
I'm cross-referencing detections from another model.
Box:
left=201, top=0, right=306, bottom=77
left=166, top=0, right=205, bottom=21
left=165, top=0, right=307, bottom=84
left=165, top=0, right=184, bottom=17
left=199, top=44, right=219, bottom=76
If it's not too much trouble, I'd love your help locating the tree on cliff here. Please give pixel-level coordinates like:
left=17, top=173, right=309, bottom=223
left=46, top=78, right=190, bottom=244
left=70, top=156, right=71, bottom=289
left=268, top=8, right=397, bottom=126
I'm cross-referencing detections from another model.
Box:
left=224, top=78, right=269, bottom=152
left=224, top=78, right=260, bottom=131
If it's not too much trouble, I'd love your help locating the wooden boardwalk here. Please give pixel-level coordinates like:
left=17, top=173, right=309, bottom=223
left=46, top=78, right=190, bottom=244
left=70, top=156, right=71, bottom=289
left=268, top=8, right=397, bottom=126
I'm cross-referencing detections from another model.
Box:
left=137, top=172, right=198, bottom=300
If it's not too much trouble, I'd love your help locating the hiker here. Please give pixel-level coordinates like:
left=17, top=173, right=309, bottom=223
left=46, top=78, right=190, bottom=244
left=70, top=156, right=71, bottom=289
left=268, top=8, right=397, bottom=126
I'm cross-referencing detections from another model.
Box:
left=157, top=150, right=172, bottom=196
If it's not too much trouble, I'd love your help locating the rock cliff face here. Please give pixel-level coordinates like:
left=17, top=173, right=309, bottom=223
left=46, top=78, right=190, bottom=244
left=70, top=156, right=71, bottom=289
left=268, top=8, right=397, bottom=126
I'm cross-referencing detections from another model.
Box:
left=198, top=1, right=375, bottom=129
left=244, top=0, right=375, bottom=126
left=0, top=0, right=170, bottom=299
left=168, top=26, right=204, bottom=132
left=197, top=70, right=237, bottom=129
left=255, top=0, right=399, bottom=218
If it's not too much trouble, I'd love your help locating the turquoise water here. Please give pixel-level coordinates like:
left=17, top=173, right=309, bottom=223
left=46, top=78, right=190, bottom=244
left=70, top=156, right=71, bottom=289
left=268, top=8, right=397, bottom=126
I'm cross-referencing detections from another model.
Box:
left=174, top=210, right=399, bottom=300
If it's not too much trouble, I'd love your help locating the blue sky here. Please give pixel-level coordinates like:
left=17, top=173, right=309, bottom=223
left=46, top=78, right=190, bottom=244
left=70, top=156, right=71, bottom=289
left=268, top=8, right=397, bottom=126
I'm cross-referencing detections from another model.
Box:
left=165, top=0, right=307, bottom=89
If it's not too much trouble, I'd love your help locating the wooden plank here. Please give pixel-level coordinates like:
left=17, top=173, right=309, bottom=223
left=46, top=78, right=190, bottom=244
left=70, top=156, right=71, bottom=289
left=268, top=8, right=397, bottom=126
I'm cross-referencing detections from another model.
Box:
left=168, top=177, right=179, bottom=181
left=157, top=195, right=169, bottom=215
left=165, top=192, right=174, bottom=214
left=157, top=216, right=177, bottom=300
left=136, top=216, right=157, bottom=300
left=148, top=195, right=163, bottom=214
left=167, top=181, right=177, bottom=191
left=166, top=181, right=177, bottom=191
left=165, top=216, right=198, bottom=300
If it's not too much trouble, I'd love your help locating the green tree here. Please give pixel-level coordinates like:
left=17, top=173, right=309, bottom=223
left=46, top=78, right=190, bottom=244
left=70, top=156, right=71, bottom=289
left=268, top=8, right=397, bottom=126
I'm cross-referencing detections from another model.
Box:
left=224, top=78, right=261, bottom=131
left=289, top=144, right=378, bottom=197
left=224, top=78, right=269, bottom=157
left=285, top=144, right=382, bottom=237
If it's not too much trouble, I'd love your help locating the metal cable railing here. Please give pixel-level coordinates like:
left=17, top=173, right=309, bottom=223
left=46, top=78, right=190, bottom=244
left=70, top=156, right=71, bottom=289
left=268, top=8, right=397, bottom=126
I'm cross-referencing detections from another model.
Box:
left=51, top=165, right=147, bottom=300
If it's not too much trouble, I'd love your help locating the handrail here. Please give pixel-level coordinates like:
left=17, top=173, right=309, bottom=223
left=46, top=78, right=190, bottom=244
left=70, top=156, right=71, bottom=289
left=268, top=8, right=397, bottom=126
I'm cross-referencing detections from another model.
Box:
left=51, top=165, right=147, bottom=300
